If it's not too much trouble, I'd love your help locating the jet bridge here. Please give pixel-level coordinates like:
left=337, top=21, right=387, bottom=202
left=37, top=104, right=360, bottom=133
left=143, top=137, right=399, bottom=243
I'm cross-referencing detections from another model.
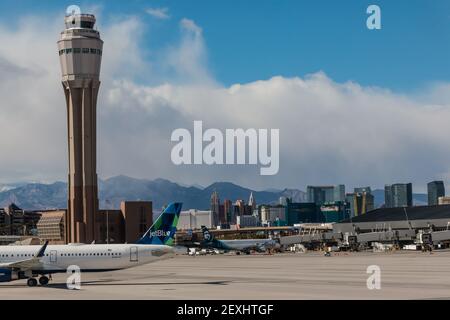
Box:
left=280, top=230, right=342, bottom=247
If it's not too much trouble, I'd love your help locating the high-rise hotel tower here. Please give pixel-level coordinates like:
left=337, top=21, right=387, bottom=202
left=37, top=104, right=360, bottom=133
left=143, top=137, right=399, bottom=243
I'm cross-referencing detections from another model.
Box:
left=58, top=13, right=103, bottom=244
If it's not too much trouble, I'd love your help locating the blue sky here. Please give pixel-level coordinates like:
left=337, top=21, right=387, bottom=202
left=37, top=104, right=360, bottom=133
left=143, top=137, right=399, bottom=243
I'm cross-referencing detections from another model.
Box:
left=1, top=0, right=449, bottom=91
left=1, top=0, right=450, bottom=191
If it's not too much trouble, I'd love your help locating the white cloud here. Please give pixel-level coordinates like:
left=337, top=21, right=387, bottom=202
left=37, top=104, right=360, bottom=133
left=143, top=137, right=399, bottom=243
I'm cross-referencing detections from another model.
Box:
left=162, top=18, right=212, bottom=84
left=0, top=13, right=449, bottom=194
left=101, top=73, right=450, bottom=192
left=100, top=16, right=150, bottom=82
left=146, top=7, right=170, bottom=20
left=180, top=18, right=202, bottom=36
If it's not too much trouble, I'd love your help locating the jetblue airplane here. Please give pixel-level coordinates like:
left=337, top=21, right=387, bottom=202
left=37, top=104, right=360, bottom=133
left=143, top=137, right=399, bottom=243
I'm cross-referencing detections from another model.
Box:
left=200, top=226, right=279, bottom=254
left=0, top=203, right=182, bottom=287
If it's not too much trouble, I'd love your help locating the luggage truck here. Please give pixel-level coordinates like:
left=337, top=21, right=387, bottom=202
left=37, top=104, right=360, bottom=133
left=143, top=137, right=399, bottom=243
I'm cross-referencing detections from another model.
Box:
left=416, top=231, right=433, bottom=252
left=340, top=233, right=358, bottom=251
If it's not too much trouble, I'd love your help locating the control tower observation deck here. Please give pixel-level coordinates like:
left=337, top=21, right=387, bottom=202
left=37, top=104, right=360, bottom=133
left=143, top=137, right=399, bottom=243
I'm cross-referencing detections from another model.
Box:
left=57, top=13, right=103, bottom=244
left=58, top=14, right=103, bottom=81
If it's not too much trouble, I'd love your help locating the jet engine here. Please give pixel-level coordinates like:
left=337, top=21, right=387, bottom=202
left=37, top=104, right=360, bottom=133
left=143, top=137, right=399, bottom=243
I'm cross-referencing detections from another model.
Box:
left=0, top=269, right=19, bottom=283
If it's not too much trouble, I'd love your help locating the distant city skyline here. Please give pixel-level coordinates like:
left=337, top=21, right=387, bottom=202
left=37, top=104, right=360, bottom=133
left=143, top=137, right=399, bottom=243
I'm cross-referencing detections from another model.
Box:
left=0, top=175, right=436, bottom=216
left=0, top=1, right=449, bottom=193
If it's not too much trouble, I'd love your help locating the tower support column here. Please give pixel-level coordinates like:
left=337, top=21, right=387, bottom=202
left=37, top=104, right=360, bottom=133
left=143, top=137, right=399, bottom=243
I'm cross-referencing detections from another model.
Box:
left=63, top=79, right=100, bottom=244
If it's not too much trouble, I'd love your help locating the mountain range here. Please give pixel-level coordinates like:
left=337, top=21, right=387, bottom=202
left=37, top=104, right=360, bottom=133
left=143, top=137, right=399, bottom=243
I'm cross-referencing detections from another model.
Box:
left=0, top=176, right=307, bottom=211
left=0, top=176, right=428, bottom=211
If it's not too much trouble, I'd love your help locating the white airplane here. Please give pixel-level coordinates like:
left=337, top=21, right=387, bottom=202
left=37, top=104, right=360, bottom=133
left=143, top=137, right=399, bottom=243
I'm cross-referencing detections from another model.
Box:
left=0, top=202, right=182, bottom=287
left=200, top=226, right=279, bottom=254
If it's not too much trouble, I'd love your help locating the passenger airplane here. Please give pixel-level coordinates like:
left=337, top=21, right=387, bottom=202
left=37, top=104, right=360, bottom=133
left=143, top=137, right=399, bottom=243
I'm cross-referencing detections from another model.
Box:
left=0, top=202, right=182, bottom=287
left=200, top=226, right=279, bottom=254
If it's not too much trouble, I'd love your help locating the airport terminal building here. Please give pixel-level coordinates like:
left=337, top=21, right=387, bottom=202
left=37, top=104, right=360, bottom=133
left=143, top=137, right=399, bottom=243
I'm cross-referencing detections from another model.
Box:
left=333, top=204, right=450, bottom=234
left=280, top=205, right=450, bottom=249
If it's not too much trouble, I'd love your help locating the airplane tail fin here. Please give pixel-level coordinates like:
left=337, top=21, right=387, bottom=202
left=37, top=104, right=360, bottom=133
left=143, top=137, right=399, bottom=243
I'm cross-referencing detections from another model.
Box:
left=201, top=226, right=215, bottom=243
left=137, top=203, right=182, bottom=246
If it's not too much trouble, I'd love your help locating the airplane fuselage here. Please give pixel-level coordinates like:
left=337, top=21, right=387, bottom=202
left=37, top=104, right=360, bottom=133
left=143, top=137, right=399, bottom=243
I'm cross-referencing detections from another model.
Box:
left=0, top=243, right=174, bottom=274
left=205, top=239, right=277, bottom=252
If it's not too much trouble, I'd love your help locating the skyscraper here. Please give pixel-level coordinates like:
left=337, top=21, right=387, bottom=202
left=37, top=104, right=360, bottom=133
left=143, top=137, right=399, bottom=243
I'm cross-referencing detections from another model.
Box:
left=307, top=185, right=345, bottom=205
left=384, top=184, right=393, bottom=208
left=346, top=190, right=374, bottom=217
left=427, top=181, right=445, bottom=206
left=210, top=191, right=220, bottom=227
left=384, top=183, right=413, bottom=208
left=58, top=13, right=103, bottom=244
left=333, top=185, right=346, bottom=202
left=235, top=200, right=245, bottom=216
left=223, top=199, right=233, bottom=224
left=248, top=192, right=256, bottom=212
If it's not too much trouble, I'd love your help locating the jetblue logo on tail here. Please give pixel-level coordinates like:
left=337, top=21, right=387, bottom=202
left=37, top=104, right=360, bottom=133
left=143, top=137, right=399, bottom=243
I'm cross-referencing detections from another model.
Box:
left=137, top=202, right=182, bottom=245
left=150, top=230, right=171, bottom=238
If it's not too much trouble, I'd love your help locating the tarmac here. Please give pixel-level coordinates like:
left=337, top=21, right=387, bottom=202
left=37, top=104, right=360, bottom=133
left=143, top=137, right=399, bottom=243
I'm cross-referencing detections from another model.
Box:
left=1, top=250, right=450, bottom=300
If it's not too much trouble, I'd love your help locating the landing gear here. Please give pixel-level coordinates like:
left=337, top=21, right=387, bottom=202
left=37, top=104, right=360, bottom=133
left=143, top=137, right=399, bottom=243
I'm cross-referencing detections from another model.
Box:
left=26, top=276, right=50, bottom=287
left=39, top=276, right=49, bottom=286
left=27, top=278, right=38, bottom=287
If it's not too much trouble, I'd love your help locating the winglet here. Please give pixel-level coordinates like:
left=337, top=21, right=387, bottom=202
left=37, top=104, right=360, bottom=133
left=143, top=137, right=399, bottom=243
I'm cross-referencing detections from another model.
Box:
left=35, top=241, right=49, bottom=258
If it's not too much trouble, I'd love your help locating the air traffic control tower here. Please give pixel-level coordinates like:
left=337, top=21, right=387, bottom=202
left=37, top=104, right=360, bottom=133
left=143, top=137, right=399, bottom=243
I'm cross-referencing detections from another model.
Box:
left=58, top=13, right=103, bottom=244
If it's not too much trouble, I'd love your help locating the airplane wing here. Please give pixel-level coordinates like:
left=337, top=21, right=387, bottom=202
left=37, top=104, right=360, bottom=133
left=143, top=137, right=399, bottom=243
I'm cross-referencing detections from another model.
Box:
left=0, top=258, right=43, bottom=270
left=253, top=240, right=276, bottom=252
left=0, top=241, right=49, bottom=271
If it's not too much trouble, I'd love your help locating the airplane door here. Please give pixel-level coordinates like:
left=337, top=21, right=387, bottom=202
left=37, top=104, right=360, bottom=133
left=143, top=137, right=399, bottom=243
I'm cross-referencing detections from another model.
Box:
left=130, top=247, right=138, bottom=262
left=50, top=250, right=58, bottom=264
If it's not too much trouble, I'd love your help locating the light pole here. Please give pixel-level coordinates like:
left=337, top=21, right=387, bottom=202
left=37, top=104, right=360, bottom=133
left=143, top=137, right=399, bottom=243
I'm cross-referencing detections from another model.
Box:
left=106, top=200, right=111, bottom=244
